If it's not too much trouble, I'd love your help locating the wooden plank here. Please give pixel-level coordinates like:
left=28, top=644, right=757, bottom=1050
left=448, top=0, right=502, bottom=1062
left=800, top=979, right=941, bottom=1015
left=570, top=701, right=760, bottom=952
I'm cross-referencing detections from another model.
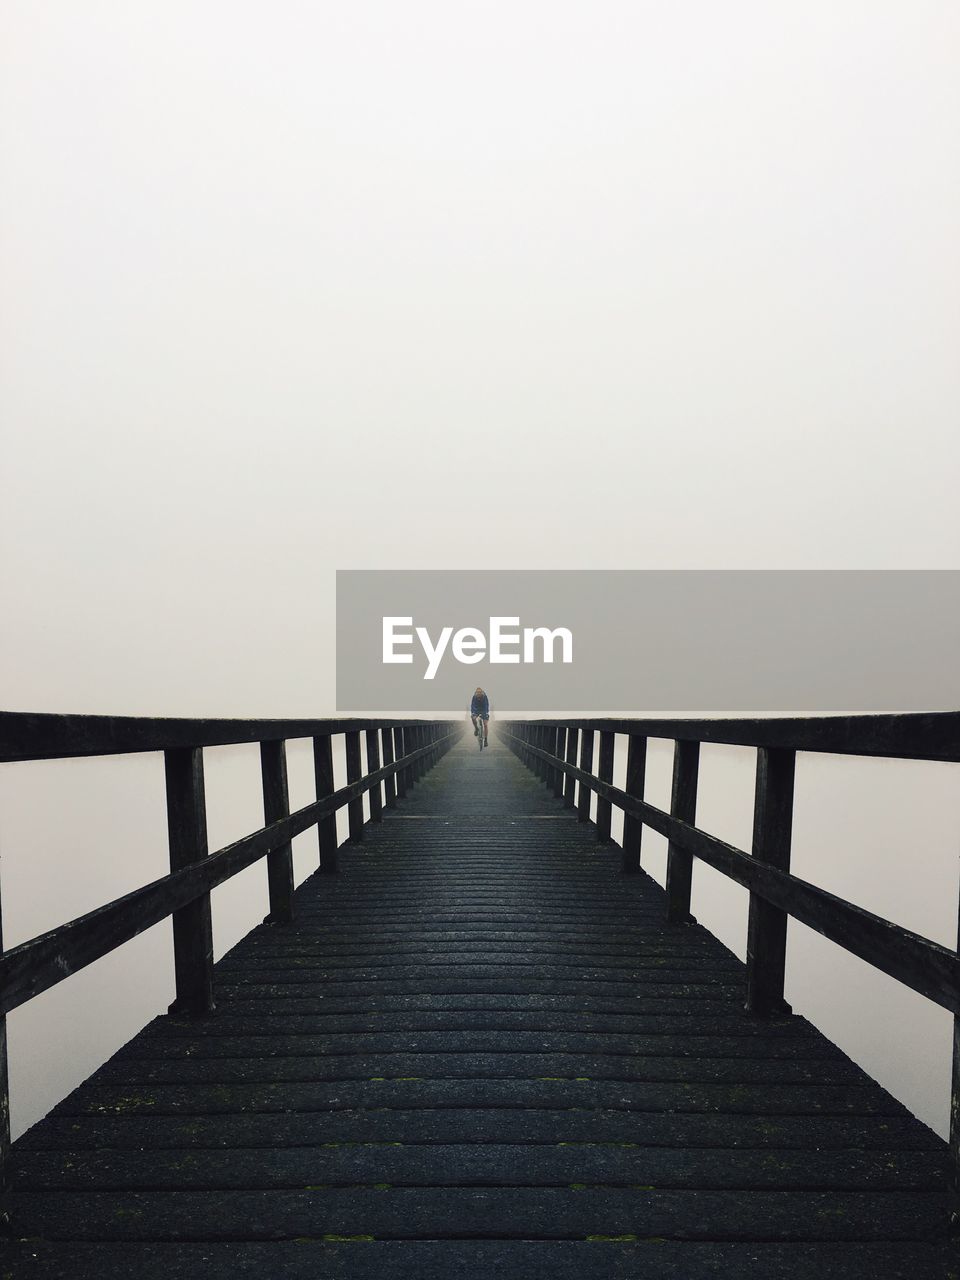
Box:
left=157, top=1012, right=822, bottom=1037
left=5, top=1186, right=949, bottom=1242
left=55, top=1078, right=906, bottom=1117
left=94, top=1053, right=868, bottom=1088
left=20, top=1110, right=942, bottom=1153
left=164, top=748, right=214, bottom=1016
left=2, top=1240, right=959, bottom=1280
left=216, top=958, right=742, bottom=982
left=124, top=1032, right=838, bottom=1060
left=259, top=740, right=294, bottom=925
left=10, top=1145, right=945, bottom=1191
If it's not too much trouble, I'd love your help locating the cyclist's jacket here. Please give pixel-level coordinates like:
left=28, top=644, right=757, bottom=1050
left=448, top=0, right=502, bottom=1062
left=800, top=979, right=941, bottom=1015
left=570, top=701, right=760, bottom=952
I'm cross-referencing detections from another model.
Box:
left=470, top=692, right=490, bottom=718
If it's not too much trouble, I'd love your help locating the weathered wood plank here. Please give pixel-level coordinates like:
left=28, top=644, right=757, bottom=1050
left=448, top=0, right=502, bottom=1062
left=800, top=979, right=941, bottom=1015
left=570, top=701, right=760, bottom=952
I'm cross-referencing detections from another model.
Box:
left=53, top=1079, right=907, bottom=1117
left=9, top=1145, right=946, bottom=1192
left=19, top=1110, right=942, bottom=1154
left=2, top=1240, right=958, bottom=1280
left=94, top=1053, right=869, bottom=1088
left=4, top=1186, right=949, bottom=1242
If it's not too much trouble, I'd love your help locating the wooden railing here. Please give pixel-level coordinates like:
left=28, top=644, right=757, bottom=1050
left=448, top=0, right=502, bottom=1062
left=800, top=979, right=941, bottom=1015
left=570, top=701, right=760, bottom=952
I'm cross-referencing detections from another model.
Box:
left=501, top=713, right=960, bottom=1175
left=0, top=712, right=461, bottom=1177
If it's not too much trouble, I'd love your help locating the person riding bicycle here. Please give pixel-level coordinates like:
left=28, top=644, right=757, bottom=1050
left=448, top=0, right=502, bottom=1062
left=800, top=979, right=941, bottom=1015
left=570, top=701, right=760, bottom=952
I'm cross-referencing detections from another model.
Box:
left=470, top=688, right=490, bottom=748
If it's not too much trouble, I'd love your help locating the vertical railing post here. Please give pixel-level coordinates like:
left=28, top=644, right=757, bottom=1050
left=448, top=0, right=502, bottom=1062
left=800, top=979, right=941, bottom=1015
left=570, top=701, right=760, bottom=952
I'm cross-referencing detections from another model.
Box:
left=952, top=911, right=960, bottom=1191
left=546, top=726, right=558, bottom=791
left=745, top=747, right=796, bottom=1016
left=620, top=734, right=647, bottom=873
left=395, top=727, right=409, bottom=799
left=407, top=726, right=417, bottom=784
left=366, top=727, right=383, bottom=822
left=260, top=739, right=294, bottom=924
left=313, top=733, right=338, bottom=873
left=552, top=727, right=565, bottom=800
left=382, top=726, right=397, bottom=808
left=665, top=740, right=700, bottom=924
left=164, top=746, right=214, bottom=1015
left=595, top=729, right=615, bottom=843
left=539, top=726, right=551, bottom=785
left=345, top=729, right=364, bottom=842
left=563, top=727, right=578, bottom=808
left=0, top=881, right=10, bottom=1187
left=577, top=729, right=595, bottom=823
left=408, top=725, right=420, bottom=790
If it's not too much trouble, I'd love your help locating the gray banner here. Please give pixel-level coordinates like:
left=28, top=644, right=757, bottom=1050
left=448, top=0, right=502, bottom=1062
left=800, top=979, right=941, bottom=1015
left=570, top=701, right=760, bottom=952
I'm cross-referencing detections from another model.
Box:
left=336, top=571, right=960, bottom=714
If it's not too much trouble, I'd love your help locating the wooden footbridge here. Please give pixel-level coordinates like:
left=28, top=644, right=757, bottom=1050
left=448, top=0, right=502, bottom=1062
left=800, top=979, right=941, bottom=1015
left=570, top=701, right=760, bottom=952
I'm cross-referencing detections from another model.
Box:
left=0, top=711, right=958, bottom=1278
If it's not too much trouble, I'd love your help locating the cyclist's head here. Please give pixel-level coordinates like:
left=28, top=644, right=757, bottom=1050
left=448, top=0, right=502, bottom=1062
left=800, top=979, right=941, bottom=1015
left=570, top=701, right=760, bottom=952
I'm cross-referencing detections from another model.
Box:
left=475, top=687, right=484, bottom=696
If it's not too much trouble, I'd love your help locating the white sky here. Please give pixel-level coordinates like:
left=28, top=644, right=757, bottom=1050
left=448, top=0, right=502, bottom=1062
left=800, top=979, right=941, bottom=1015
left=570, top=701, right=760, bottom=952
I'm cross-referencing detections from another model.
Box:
left=2, top=1, right=959, bottom=715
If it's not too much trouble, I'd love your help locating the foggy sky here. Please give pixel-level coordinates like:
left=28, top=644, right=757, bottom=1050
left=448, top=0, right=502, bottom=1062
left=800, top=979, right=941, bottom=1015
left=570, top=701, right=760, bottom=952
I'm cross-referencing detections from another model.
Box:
left=2, top=1, right=959, bottom=717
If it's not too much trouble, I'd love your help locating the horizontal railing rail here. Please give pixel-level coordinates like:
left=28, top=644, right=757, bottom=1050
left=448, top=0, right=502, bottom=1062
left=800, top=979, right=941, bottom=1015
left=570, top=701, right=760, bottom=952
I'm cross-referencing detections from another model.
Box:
left=0, top=714, right=462, bottom=1179
left=500, top=714, right=960, bottom=1179
left=507, top=712, right=960, bottom=763
left=0, top=712, right=439, bottom=763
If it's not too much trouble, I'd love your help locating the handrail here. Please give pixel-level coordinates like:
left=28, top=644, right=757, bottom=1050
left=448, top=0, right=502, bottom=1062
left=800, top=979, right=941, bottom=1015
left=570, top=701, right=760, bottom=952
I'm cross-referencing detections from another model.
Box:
left=512, top=712, right=960, bottom=763
left=501, top=714, right=960, bottom=1179
left=0, top=712, right=436, bottom=762
left=0, top=715, right=462, bottom=1177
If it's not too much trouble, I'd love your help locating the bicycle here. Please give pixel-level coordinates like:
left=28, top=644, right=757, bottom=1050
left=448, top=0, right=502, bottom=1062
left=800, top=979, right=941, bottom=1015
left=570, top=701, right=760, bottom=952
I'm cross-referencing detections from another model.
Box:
left=472, top=715, right=488, bottom=750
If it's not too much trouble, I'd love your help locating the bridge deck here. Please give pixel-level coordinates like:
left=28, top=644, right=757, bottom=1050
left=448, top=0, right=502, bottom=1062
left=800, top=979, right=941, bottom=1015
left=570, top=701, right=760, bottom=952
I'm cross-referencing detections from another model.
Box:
left=2, top=736, right=954, bottom=1278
